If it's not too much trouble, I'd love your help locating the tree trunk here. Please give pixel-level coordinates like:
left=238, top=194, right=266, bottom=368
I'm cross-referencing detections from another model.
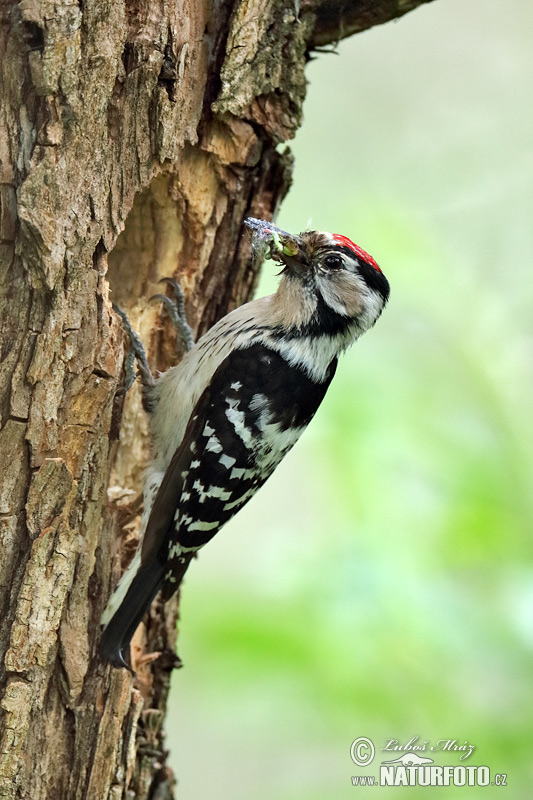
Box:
left=0, top=1, right=435, bottom=797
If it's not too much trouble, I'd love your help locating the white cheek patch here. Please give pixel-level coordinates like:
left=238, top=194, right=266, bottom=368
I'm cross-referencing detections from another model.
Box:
left=317, top=280, right=350, bottom=317
left=317, top=269, right=365, bottom=319
left=359, top=286, right=386, bottom=328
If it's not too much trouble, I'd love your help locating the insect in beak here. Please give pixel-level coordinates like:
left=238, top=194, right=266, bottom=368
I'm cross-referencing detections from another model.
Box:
left=244, top=217, right=307, bottom=276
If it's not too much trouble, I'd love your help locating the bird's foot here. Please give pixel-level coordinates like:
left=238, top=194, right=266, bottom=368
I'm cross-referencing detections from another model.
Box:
left=113, top=304, right=155, bottom=396
left=150, top=277, right=195, bottom=352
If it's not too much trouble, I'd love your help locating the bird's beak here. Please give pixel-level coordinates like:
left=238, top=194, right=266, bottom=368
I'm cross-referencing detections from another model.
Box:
left=244, top=217, right=308, bottom=277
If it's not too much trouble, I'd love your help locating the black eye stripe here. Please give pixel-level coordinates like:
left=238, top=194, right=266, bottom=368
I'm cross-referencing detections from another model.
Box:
left=329, top=245, right=359, bottom=262
left=323, top=245, right=385, bottom=275
left=316, top=246, right=390, bottom=303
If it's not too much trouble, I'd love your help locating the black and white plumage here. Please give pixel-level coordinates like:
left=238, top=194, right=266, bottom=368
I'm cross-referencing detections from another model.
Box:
left=100, top=219, right=390, bottom=668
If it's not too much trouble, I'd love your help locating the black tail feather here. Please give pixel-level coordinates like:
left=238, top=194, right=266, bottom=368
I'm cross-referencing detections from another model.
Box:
left=99, top=558, right=165, bottom=670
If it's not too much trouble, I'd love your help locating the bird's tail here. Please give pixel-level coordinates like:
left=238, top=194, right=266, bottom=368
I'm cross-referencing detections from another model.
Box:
left=100, top=550, right=165, bottom=670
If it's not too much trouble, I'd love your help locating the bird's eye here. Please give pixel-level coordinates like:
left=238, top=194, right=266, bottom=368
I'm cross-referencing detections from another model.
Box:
left=324, top=254, right=342, bottom=269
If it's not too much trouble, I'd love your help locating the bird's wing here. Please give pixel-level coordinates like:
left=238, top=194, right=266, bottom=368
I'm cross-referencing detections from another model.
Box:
left=141, top=342, right=336, bottom=600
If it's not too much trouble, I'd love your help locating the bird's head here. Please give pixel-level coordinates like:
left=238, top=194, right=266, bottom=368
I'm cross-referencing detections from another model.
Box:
left=245, top=218, right=390, bottom=343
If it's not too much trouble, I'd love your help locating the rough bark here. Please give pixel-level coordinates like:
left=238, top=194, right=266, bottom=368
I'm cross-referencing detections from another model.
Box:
left=0, top=0, right=435, bottom=797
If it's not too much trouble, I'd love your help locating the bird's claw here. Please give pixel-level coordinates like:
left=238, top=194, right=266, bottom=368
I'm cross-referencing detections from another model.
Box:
left=113, top=303, right=154, bottom=394
left=150, top=278, right=194, bottom=352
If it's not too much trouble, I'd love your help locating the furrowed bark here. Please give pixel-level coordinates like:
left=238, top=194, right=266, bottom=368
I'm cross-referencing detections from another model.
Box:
left=0, top=1, right=435, bottom=797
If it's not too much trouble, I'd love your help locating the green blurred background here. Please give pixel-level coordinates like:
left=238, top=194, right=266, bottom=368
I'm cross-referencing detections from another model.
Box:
left=167, top=1, right=533, bottom=796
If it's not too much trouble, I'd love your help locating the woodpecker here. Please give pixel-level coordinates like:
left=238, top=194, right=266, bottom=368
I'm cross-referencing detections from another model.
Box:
left=100, top=218, right=390, bottom=668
